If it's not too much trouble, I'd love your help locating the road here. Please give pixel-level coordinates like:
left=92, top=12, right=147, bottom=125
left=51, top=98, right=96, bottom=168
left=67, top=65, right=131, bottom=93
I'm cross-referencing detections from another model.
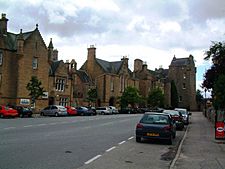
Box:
left=0, top=114, right=185, bottom=169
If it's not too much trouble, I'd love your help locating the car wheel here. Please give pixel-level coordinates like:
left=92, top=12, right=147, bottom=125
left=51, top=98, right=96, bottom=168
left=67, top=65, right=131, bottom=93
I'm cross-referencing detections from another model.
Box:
left=40, top=112, right=44, bottom=116
left=0, top=113, right=3, bottom=118
left=136, top=136, right=141, bottom=143
left=19, top=114, right=24, bottom=118
left=167, top=135, right=172, bottom=145
left=55, top=112, right=59, bottom=117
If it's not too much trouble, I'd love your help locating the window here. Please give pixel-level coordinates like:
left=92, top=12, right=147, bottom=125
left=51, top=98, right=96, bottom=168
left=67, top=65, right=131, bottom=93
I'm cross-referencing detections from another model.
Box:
left=55, top=78, right=66, bottom=92
left=0, top=51, right=3, bottom=65
left=183, top=73, right=186, bottom=79
left=59, top=97, right=68, bottom=106
left=183, top=83, right=186, bottom=89
left=110, top=77, right=114, bottom=92
left=32, top=58, right=38, bottom=69
left=179, top=96, right=182, bottom=102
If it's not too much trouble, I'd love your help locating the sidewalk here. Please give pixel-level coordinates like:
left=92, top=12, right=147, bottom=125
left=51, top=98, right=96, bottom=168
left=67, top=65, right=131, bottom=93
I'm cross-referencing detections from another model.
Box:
left=172, top=111, right=225, bottom=169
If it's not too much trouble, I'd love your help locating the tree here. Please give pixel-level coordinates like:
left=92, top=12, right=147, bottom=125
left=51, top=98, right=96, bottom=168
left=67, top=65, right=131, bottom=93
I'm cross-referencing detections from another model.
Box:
left=87, top=88, right=97, bottom=105
left=196, top=89, right=203, bottom=110
left=26, top=76, right=45, bottom=108
left=171, top=80, right=178, bottom=109
left=147, top=87, right=164, bottom=108
left=213, top=75, right=225, bottom=110
left=203, top=41, right=225, bottom=109
left=120, top=86, right=141, bottom=108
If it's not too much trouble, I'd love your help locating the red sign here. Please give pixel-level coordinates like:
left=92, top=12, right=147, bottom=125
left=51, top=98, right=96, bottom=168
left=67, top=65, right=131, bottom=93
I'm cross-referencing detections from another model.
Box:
left=215, top=122, right=225, bottom=139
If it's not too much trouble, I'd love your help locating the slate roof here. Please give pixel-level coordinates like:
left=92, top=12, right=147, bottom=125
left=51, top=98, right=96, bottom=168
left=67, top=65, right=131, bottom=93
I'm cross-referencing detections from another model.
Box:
left=3, top=31, right=34, bottom=51
left=96, top=58, right=123, bottom=74
left=49, top=60, right=63, bottom=76
left=170, top=57, right=189, bottom=66
left=76, top=70, right=91, bottom=83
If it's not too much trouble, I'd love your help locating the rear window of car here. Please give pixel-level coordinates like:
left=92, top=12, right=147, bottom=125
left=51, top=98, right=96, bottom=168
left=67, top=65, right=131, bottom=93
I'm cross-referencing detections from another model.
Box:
left=140, top=114, right=169, bottom=124
left=163, top=110, right=179, bottom=116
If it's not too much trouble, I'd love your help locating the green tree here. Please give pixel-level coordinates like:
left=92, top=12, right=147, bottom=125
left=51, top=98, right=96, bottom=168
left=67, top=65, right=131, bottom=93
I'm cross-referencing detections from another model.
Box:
left=26, top=76, right=45, bottom=108
left=196, top=89, right=203, bottom=110
left=213, top=75, right=225, bottom=109
left=171, top=80, right=178, bottom=109
left=202, top=41, right=225, bottom=109
left=147, top=87, right=164, bottom=108
left=120, top=86, right=141, bottom=108
left=87, top=88, right=97, bottom=105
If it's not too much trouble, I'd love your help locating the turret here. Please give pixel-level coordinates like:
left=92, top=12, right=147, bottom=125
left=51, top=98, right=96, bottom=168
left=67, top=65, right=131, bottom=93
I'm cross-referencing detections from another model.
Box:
left=48, top=38, right=54, bottom=62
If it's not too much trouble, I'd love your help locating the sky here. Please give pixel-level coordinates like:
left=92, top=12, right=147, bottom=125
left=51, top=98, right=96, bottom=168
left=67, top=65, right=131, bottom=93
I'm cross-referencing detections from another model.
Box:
left=1, top=0, right=225, bottom=97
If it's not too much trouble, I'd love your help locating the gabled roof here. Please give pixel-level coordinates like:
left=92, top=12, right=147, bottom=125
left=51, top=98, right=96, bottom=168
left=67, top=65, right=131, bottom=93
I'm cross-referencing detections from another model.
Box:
left=49, top=60, right=63, bottom=76
left=3, top=27, right=47, bottom=51
left=170, top=57, right=190, bottom=66
left=96, top=58, right=123, bottom=74
left=3, top=31, right=34, bottom=51
left=76, top=70, right=91, bottom=83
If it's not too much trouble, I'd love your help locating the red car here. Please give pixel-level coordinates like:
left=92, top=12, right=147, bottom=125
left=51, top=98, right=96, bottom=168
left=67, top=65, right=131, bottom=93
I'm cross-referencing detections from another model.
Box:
left=0, top=106, right=18, bottom=118
left=163, top=110, right=184, bottom=130
left=65, top=106, right=77, bottom=116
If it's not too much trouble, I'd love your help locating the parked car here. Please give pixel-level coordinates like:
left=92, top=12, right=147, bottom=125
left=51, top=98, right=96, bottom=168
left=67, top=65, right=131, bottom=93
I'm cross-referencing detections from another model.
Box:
left=13, top=106, right=33, bottom=117
left=174, top=108, right=191, bottom=125
left=136, top=112, right=176, bottom=145
left=96, top=107, right=112, bottom=115
left=119, top=107, right=137, bottom=114
left=109, top=106, right=119, bottom=114
left=0, top=105, right=18, bottom=118
left=163, top=110, right=184, bottom=130
left=65, top=106, right=77, bottom=116
left=85, top=106, right=97, bottom=116
left=76, top=106, right=95, bottom=116
left=40, top=105, right=67, bottom=117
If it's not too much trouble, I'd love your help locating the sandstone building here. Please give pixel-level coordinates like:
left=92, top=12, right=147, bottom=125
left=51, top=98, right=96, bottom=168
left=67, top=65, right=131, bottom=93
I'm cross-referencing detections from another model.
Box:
left=0, top=14, right=197, bottom=111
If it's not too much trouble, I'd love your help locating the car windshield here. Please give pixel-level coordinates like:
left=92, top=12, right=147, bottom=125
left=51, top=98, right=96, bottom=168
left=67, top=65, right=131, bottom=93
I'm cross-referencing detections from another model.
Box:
left=175, top=109, right=187, bottom=115
left=140, top=114, right=169, bottom=124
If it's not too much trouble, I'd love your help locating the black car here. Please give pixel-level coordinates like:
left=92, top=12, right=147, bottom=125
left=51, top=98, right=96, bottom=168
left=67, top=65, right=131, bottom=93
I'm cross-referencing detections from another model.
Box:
left=14, top=106, right=33, bottom=117
left=136, top=112, right=176, bottom=145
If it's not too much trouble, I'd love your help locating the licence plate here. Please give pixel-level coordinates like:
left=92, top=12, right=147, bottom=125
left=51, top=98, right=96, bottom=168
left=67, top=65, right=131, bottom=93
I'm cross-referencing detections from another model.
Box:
left=147, top=133, right=159, bottom=136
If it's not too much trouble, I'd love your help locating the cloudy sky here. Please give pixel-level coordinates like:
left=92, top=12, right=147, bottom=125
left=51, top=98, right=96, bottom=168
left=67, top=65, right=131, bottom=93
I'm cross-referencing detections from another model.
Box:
left=1, top=0, right=225, bottom=94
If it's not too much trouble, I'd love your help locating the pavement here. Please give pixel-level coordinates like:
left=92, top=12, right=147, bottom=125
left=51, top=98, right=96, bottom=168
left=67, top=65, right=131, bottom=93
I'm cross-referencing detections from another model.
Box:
left=172, top=111, right=225, bottom=169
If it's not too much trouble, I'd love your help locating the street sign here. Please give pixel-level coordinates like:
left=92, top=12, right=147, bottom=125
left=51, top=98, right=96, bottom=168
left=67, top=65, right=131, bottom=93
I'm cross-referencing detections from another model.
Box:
left=215, top=110, right=225, bottom=139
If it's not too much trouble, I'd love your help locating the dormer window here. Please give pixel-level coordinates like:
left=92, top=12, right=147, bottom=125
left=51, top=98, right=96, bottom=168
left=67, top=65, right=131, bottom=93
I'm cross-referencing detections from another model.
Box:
left=0, top=51, right=3, bottom=65
left=32, top=58, right=38, bottom=69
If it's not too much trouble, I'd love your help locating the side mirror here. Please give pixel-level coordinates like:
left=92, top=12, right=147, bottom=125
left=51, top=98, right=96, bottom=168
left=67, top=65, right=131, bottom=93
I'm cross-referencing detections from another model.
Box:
left=188, top=112, right=192, bottom=116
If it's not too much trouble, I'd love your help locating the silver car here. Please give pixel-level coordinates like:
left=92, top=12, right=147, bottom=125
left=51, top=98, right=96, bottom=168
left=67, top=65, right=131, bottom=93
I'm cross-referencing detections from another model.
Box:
left=174, top=108, right=191, bottom=125
left=40, top=105, right=67, bottom=117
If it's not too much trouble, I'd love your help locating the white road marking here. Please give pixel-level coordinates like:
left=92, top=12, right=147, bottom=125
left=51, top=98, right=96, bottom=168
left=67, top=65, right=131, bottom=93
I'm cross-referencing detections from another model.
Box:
left=128, top=136, right=134, bottom=140
left=118, top=141, right=126, bottom=145
left=36, top=124, right=46, bottom=126
left=24, top=125, right=33, bottom=128
left=3, top=127, right=16, bottom=130
left=106, top=146, right=116, bottom=152
left=85, top=155, right=102, bottom=165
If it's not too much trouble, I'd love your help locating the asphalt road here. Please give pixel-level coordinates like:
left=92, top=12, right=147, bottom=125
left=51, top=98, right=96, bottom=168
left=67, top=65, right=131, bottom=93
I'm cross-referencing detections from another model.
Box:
left=0, top=114, right=185, bottom=169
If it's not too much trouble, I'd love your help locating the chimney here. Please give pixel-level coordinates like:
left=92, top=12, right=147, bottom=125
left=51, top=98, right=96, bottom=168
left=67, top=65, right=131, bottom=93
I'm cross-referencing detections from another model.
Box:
left=134, top=59, right=143, bottom=72
left=0, top=13, right=8, bottom=36
left=53, top=49, right=58, bottom=61
left=121, top=56, right=129, bottom=67
left=87, top=45, right=96, bottom=77
left=17, top=29, right=24, bottom=55
left=142, top=61, right=147, bottom=71
left=87, top=45, right=96, bottom=60
left=48, top=38, right=54, bottom=61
